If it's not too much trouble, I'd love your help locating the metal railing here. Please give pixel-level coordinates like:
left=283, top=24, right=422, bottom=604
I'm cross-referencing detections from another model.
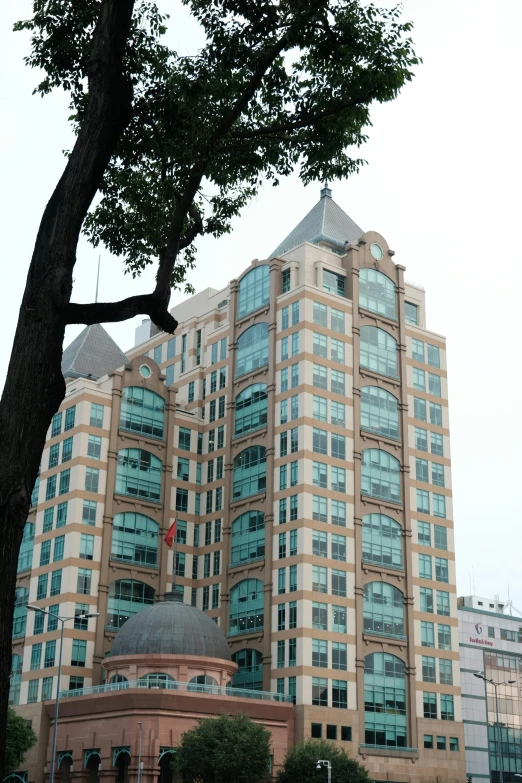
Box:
left=359, top=744, right=418, bottom=753
left=59, top=678, right=292, bottom=703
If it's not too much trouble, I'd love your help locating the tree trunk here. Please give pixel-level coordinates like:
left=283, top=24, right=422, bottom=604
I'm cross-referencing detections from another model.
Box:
left=0, top=1, right=136, bottom=773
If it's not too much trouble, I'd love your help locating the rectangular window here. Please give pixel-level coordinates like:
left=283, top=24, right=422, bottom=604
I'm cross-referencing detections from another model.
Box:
left=331, top=307, right=345, bottom=333
left=47, top=606, right=59, bottom=632
left=49, top=443, right=59, bottom=469
left=331, top=466, right=346, bottom=493
left=416, top=457, right=429, bottom=483
left=58, top=501, right=68, bottom=528
left=313, top=364, right=327, bottom=390
left=292, top=331, right=299, bottom=356
left=277, top=639, right=286, bottom=669
left=331, top=369, right=345, bottom=396
left=439, top=658, right=453, bottom=685
left=312, top=495, right=327, bottom=523
left=332, top=569, right=346, bottom=597
left=415, top=427, right=428, bottom=451
left=192, top=555, right=198, bottom=580
left=419, top=554, right=433, bottom=580
left=405, top=301, right=418, bottom=324
left=428, top=373, right=441, bottom=397
left=203, top=553, right=211, bottom=579
left=332, top=680, right=348, bottom=709
left=290, top=495, right=298, bottom=521
left=281, top=368, right=288, bottom=393
left=59, top=468, right=70, bottom=495
left=311, top=723, right=322, bottom=739
left=313, top=332, right=327, bottom=358
left=290, top=395, right=298, bottom=421
left=71, top=639, right=87, bottom=667
left=449, top=737, right=459, bottom=752
left=312, top=677, right=328, bottom=707
left=278, top=567, right=286, bottom=595
left=291, top=363, right=299, bottom=388
left=431, top=432, right=444, bottom=456
left=219, top=367, right=227, bottom=389
left=331, top=338, right=345, bottom=364
left=87, top=435, right=102, bottom=461
left=50, top=569, right=62, bottom=596
left=331, top=401, right=345, bottom=427
left=290, top=461, right=298, bottom=487
left=212, top=583, right=219, bottom=609
left=281, top=336, right=288, bottom=361
left=188, top=381, right=195, bottom=403
left=313, top=427, right=328, bottom=455
left=414, top=397, right=427, bottom=422
left=435, top=557, right=449, bottom=583
left=312, top=601, right=328, bottom=631
left=64, top=405, right=76, bottom=431
left=420, top=586, right=434, bottom=614
left=437, top=590, right=450, bottom=616
left=313, top=531, right=328, bottom=559
left=279, top=498, right=287, bottom=524
left=428, top=344, right=441, bottom=368
left=282, top=268, right=291, bottom=293
left=289, top=601, right=297, bottom=629
left=154, top=344, right=163, bottom=365
left=202, top=586, right=210, bottom=611
left=165, top=365, right=175, bottom=386
left=174, top=551, right=185, bottom=577
left=422, top=656, right=436, bottom=683
left=412, top=338, right=425, bottom=362
left=331, top=534, right=346, bottom=562
left=323, top=269, right=345, bottom=297
left=279, top=464, right=287, bottom=490
left=313, top=302, right=327, bottom=327
left=423, top=691, right=437, bottom=719
left=176, top=488, right=189, bottom=513
left=210, top=371, right=217, bottom=394
left=312, top=638, right=328, bottom=668
left=79, top=533, right=94, bottom=560
left=313, top=461, right=328, bottom=489
left=80, top=500, right=96, bottom=528
left=178, top=427, right=191, bottom=451
left=40, top=540, right=51, bottom=566
left=282, top=306, right=289, bottom=330
left=438, top=623, right=451, bottom=650
left=432, top=463, right=445, bottom=488
left=209, top=399, right=216, bottom=422
left=280, top=399, right=288, bottom=425
left=417, top=489, right=430, bottom=515
left=437, top=736, right=446, bottom=751
left=279, top=532, right=287, bottom=560
left=313, top=395, right=327, bottom=422
left=74, top=604, right=89, bottom=631
left=332, top=642, right=347, bottom=671
left=312, top=565, right=328, bottom=594
left=43, top=507, right=54, bottom=533
left=290, top=427, right=298, bottom=453
left=77, top=568, right=91, bottom=595
left=215, top=486, right=223, bottom=511
left=46, top=475, right=57, bottom=501
left=280, top=431, right=288, bottom=457
left=220, top=337, right=227, bottom=361
left=178, top=457, right=191, bottom=483
left=278, top=603, right=286, bottom=632
left=433, top=494, right=446, bottom=519
left=440, top=694, right=454, bottom=721
left=37, top=573, right=48, bottom=600
left=331, top=433, right=345, bottom=460
left=27, top=680, right=39, bottom=703
left=51, top=412, right=63, bottom=437
left=41, top=676, right=53, bottom=701
left=421, top=621, right=435, bottom=648
left=413, top=367, right=426, bottom=391
left=332, top=605, right=347, bottom=634
left=418, top=521, right=431, bottom=546
left=292, top=301, right=300, bottom=325
left=85, top=467, right=99, bottom=493
left=290, top=528, right=297, bottom=556
left=434, top=524, right=447, bottom=550
left=289, top=564, right=297, bottom=592
left=430, top=402, right=443, bottom=426
left=44, top=640, right=56, bottom=668
left=289, top=637, right=297, bottom=666
left=30, top=643, right=42, bottom=670
left=331, top=500, right=346, bottom=527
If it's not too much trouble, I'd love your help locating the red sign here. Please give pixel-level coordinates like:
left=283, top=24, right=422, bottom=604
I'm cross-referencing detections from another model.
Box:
left=469, top=636, right=494, bottom=647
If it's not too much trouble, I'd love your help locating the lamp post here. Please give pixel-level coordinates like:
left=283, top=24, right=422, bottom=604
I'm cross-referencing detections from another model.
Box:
left=474, top=671, right=516, bottom=783
left=316, top=760, right=332, bottom=783
left=28, top=606, right=99, bottom=783
left=138, top=721, right=143, bottom=783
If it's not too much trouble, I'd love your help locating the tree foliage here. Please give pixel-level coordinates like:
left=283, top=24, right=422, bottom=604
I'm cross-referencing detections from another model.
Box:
left=15, top=0, right=420, bottom=322
left=5, top=708, right=37, bottom=775
left=175, top=713, right=272, bottom=783
left=277, top=739, right=371, bottom=783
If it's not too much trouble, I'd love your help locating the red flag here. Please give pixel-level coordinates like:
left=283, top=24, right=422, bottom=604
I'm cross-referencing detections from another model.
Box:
left=164, top=520, right=177, bottom=548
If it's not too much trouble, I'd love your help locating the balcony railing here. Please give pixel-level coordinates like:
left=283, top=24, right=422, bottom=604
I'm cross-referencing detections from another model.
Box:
left=59, top=677, right=292, bottom=703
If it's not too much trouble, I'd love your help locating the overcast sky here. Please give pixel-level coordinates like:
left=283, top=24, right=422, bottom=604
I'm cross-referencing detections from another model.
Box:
left=1, top=1, right=521, bottom=611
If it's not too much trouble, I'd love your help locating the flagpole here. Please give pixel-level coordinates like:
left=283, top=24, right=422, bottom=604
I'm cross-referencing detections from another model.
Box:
left=172, top=532, right=178, bottom=591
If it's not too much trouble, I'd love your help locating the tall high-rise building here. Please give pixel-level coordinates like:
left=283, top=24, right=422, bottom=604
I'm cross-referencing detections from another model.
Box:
left=11, top=188, right=465, bottom=783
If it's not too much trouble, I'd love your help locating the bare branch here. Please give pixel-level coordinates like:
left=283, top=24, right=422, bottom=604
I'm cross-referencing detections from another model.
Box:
left=65, top=294, right=177, bottom=333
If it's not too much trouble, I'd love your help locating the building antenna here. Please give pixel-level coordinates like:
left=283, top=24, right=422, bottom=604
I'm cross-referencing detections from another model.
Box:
left=95, top=255, right=101, bottom=304
left=469, top=572, right=472, bottom=596
left=472, top=567, right=476, bottom=596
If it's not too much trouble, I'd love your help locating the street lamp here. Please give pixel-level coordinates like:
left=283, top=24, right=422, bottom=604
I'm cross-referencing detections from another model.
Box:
left=474, top=671, right=516, bottom=783
left=27, top=605, right=99, bottom=783
left=138, top=721, right=143, bottom=783
left=316, top=760, right=332, bottom=783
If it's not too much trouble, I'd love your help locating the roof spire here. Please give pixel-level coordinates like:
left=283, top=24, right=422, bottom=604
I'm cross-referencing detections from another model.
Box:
left=320, top=180, right=332, bottom=199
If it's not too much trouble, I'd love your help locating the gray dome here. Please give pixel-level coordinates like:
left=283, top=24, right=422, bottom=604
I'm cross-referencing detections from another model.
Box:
left=108, top=593, right=231, bottom=660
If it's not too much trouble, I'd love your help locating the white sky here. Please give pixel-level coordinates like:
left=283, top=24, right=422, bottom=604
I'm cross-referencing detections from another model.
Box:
left=1, top=1, right=521, bottom=611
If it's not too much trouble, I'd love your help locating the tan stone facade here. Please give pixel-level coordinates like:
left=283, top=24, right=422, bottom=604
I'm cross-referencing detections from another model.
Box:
left=11, top=192, right=465, bottom=783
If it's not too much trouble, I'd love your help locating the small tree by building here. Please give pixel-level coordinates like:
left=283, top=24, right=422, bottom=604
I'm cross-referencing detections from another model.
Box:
left=176, top=713, right=271, bottom=783
left=276, top=739, right=371, bottom=783
left=5, top=707, right=37, bottom=775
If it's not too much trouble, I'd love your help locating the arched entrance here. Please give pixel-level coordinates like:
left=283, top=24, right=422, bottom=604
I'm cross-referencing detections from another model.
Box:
left=158, top=749, right=175, bottom=783
left=84, top=750, right=101, bottom=783
left=113, top=748, right=130, bottom=783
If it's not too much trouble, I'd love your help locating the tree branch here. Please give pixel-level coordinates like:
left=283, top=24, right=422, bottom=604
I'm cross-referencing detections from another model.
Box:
left=65, top=293, right=178, bottom=333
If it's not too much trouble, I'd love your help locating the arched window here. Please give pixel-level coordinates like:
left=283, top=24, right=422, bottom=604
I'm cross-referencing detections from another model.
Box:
left=111, top=513, right=159, bottom=568
left=12, top=586, right=29, bottom=638
left=109, top=674, right=128, bottom=684
left=361, top=386, right=399, bottom=440
left=361, top=449, right=401, bottom=504
left=116, top=448, right=162, bottom=502
left=235, top=323, right=269, bottom=378
left=120, top=387, right=165, bottom=439
left=9, top=654, right=23, bottom=706
left=17, top=522, right=34, bottom=573
left=233, top=447, right=266, bottom=500
left=231, top=511, right=265, bottom=566
left=107, top=579, right=155, bottom=630
left=238, top=265, right=270, bottom=319
left=360, top=326, right=398, bottom=379
left=232, top=649, right=263, bottom=691
left=359, top=268, right=397, bottom=320
left=189, top=675, right=218, bottom=688
left=234, top=384, right=268, bottom=436
left=229, top=579, right=264, bottom=636
left=364, top=652, right=406, bottom=748
left=363, top=582, right=405, bottom=639
left=139, top=672, right=174, bottom=688
left=362, top=514, right=403, bottom=570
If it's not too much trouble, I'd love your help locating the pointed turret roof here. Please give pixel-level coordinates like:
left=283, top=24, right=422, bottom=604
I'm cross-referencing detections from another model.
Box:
left=61, top=323, right=128, bottom=381
left=270, top=185, right=364, bottom=258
